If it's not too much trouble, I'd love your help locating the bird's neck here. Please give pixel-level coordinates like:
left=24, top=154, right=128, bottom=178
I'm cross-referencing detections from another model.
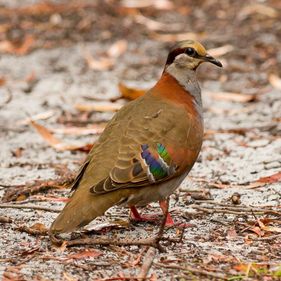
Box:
left=151, top=71, right=203, bottom=120
left=165, top=64, right=202, bottom=107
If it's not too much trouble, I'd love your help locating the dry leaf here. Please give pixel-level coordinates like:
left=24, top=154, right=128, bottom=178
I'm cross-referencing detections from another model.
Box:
left=30, top=120, right=93, bottom=151
left=3, top=266, right=23, bottom=281
left=234, top=263, right=275, bottom=278
left=63, top=272, right=78, bottom=281
left=50, top=124, right=106, bottom=135
left=249, top=226, right=264, bottom=237
left=2, top=2, right=94, bottom=17
left=75, top=102, right=123, bottom=112
left=240, top=4, right=278, bottom=18
left=0, top=35, right=35, bottom=55
left=134, top=13, right=182, bottom=32
left=209, top=181, right=265, bottom=189
left=18, top=223, right=48, bottom=235
left=86, top=57, right=114, bottom=71
left=233, top=263, right=250, bottom=273
left=30, top=223, right=48, bottom=233
left=205, top=91, right=257, bottom=103
left=261, top=226, right=281, bottom=233
left=67, top=249, right=102, bottom=260
left=107, top=40, right=128, bottom=58
left=121, top=0, right=174, bottom=10
left=269, top=74, right=281, bottom=91
left=17, top=2, right=62, bottom=16
left=84, top=50, right=114, bottom=71
left=204, top=128, right=248, bottom=136
left=17, top=111, right=54, bottom=125
left=118, top=82, right=146, bottom=100
left=150, top=32, right=202, bottom=42
left=30, top=120, right=61, bottom=147
left=258, top=220, right=281, bottom=233
left=0, top=77, right=6, bottom=86
left=257, top=171, right=281, bottom=184
left=207, top=45, right=234, bottom=57
left=153, top=0, right=174, bottom=10
left=227, top=227, right=238, bottom=239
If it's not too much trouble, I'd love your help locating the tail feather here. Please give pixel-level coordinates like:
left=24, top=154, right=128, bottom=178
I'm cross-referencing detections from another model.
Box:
left=50, top=188, right=127, bottom=234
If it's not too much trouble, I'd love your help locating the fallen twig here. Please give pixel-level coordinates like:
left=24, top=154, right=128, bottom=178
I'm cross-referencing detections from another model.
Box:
left=0, top=203, right=61, bottom=213
left=252, top=233, right=281, bottom=241
left=188, top=171, right=281, bottom=189
left=50, top=199, right=172, bottom=252
left=75, top=102, right=123, bottom=112
left=3, top=173, right=75, bottom=202
left=204, top=128, right=248, bottom=136
left=137, top=247, right=156, bottom=279
left=190, top=202, right=281, bottom=217
left=187, top=176, right=265, bottom=189
left=154, top=263, right=228, bottom=280
left=191, top=205, right=281, bottom=217
left=62, top=236, right=162, bottom=249
left=16, top=110, right=54, bottom=126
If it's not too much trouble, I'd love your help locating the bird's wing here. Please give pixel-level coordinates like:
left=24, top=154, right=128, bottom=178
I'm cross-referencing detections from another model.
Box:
left=91, top=141, right=178, bottom=194
left=71, top=95, right=195, bottom=195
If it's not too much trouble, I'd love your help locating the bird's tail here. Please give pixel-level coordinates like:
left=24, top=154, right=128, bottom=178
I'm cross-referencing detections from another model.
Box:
left=50, top=188, right=128, bottom=234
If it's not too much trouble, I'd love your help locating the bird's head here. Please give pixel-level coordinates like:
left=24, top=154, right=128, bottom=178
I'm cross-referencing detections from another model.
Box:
left=165, top=40, right=222, bottom=71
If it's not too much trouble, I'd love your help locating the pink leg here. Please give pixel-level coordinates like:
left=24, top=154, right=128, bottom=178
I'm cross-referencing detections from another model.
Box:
left=129, top=206, right=158, bottom=222
left=159, top=199, right=175, bottom=226
left=159, top=199, right=193, bottom=228
left=130, top=202, right=193, bottom=227
left=129, top=206, right=142, bottom=221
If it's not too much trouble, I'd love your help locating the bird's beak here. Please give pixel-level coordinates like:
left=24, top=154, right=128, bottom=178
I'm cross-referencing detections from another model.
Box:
left=204, top=54, right=223, bottom=67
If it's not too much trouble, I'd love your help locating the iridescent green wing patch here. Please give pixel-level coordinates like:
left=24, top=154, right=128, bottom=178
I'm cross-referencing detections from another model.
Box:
left=157, top=143, right=171, bottom=166
left=141, top=143, right=175, bottom=182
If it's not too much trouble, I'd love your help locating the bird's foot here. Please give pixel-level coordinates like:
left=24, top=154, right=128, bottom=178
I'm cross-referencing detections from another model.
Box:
left=130, top=206, right=188, bottom=228
left=129, top=206, right=190, bottom=227
left=159, top=200, right=193, bottom=228
left=129, top=206, right=159, bottom=224
left=163, top=214, right=193, bottom=228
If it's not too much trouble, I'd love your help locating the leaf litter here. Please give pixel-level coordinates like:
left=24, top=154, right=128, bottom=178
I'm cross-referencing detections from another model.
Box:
left=0, top=0, right=281, bottom=280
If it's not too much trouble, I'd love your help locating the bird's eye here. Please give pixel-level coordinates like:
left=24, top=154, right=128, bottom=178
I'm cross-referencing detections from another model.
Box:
left=185, top=47, right=196, bottom=57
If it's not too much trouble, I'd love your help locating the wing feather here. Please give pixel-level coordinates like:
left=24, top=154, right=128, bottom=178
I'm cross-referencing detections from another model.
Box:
left=70, top=95, right=194, bottom=195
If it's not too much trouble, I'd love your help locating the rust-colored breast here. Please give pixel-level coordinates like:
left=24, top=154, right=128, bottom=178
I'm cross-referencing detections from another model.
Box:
left=151, top=72, right=200, bottom=117
left=150, top=72, right=204, bottom=175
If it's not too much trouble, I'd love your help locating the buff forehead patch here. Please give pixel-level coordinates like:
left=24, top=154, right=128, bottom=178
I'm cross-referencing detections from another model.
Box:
left=174, top=40, right=207, bottom=56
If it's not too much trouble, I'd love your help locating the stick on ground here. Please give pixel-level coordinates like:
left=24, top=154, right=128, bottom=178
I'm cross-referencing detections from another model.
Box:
left=137, top=247, right=157, bottom=279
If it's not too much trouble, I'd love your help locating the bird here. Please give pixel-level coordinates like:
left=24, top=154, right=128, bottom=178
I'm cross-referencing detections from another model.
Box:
left=50, top=40, right=222, bottom=234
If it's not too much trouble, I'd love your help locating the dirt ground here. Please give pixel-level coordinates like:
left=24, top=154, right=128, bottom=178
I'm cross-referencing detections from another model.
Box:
left=0, top=0, right=281, bottom=280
